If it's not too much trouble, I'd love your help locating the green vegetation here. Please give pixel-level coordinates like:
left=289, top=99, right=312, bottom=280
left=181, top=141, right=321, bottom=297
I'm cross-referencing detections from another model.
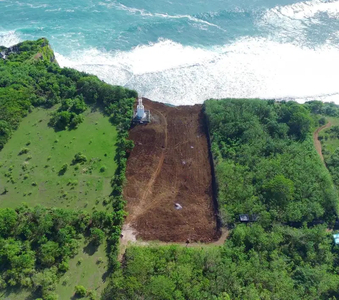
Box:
left=306, top=100, right=339, bottom=193
left=74, top=285, right=87, bottom=297
left=4, top=39, right=339, bottom=300
left=0, top=205, right=121, bottom=300
left=0, top=37, right=136, bottom=150
left=205, top=99, right=337, bottom=225
left=0, top=38, right=136, bottom=299
left=109, top=224, right=339, bottom=300
left=0, top=108, right=118, bottom=211
left=108, top=99, right=339, bottom=300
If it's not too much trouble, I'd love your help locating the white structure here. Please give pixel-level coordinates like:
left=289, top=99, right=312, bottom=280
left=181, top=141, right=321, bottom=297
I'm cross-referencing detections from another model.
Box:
left=136, top=97, right=145, bottom=119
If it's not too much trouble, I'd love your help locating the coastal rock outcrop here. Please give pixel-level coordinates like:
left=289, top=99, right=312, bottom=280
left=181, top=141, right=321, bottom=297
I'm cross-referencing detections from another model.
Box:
left=0, top=38, right=58, bottom=64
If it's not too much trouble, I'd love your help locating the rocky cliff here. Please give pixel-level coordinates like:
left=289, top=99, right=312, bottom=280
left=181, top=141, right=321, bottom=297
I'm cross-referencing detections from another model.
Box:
left=0, top=37, right=58, bottom=64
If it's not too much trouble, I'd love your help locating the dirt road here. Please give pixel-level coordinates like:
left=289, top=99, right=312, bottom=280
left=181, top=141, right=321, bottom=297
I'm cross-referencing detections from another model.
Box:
left=313, top=122, right=332, bottom=162
left=123, top=99, right=220, bottom=243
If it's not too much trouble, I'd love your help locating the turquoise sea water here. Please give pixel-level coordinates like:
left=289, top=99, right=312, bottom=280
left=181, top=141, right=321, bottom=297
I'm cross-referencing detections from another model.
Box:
left=1, top=0, right=339, bottom=105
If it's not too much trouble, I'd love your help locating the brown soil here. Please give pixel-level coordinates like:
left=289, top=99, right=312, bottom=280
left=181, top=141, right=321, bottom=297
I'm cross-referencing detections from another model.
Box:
left=123, top=99, right=220, bottom=242
left=313, top=122, right=332, bottom=162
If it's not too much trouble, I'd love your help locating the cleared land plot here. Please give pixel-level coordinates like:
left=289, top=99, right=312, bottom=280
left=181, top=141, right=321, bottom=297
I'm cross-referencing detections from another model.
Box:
left=0, top=107, right=117, bottom=211
left=123, top=99, right=219, bottom=242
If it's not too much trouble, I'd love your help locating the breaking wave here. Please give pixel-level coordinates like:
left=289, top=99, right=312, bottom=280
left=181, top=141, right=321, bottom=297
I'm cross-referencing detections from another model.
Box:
left=55, top=37, right=339, bottom=105
left=2, top=0, right=339, bottom=105
left=0, top=31, right=21, bottom=48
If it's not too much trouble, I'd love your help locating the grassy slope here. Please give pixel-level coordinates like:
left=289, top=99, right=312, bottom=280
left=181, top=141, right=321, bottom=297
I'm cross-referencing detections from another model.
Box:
left=2, top=241, right=109, bottom=300
left=0, top=107, right=117, bottom=211
left=319, top=116, right=339, bottom=157
left=0, top=107, right=117, bottom=299
left=55, top=239, right=109, bottom=299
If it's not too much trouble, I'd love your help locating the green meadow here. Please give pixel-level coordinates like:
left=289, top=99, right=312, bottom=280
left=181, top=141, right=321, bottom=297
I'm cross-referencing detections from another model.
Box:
left=319, top=116, right=339, bottom=157
left=55, top=239, right=109, bottom=299
left=0, top=107, right=118, bottom=299
left=1, top=239, right=110, bottom=300
left=0, top=107, right=117, bottom=211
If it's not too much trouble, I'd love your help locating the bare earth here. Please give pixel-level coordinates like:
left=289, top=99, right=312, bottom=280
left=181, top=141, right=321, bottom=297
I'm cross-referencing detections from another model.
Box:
left=122, top=99, right=220, bottom=242
left=313, top=122, right=332, bottom=162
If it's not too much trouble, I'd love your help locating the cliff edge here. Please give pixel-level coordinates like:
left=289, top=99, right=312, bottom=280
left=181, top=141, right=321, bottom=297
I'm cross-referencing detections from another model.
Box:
left=0, top=37, right=58, bottom=65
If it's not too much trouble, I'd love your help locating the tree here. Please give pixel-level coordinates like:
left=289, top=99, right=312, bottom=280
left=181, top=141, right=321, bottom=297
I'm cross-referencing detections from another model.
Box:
left=0, top=120, right=11, bottom=149
left=263, top=175, right=294, bottom=211
left=49, top=111, right=72, bottom=130
left=69, top=113, right=84, bottom=129
left=40, top=241, right=60, bottom=266
left=0, top=208, right=17, bottom=237
left=90, top=228, right=105, bottom=246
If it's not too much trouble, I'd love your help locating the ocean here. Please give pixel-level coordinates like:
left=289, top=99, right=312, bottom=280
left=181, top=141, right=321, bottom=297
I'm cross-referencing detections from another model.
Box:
left=0, top=0, right=339, bottom=105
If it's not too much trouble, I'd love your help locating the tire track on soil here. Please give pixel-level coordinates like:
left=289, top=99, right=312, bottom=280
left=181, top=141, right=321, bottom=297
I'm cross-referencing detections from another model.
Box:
left=313, top=122, right=332, bottom=162
left=129, top=108, right=168, bottom=221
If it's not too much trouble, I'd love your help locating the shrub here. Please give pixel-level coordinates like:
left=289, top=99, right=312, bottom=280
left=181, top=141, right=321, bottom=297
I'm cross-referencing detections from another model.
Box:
left=319, top=116, right=326, bottom=126
left=59, top=163, right=68, bottom=175
left=23, top=174, right=29, bottom=179
left=72, top=152, right=87, bottom=164
left=100, top=166, right=106, bottom=172
left=96, top=257, right=103, bottom=264
left=74, top=285, right=86, bottom=297
left=19, top=147, right=29, bottom=155
left=59, top=261, right=69, bottom=272
left=62, top=276, right=69, bottom=286
left=88, top=290, right=97, bottom=300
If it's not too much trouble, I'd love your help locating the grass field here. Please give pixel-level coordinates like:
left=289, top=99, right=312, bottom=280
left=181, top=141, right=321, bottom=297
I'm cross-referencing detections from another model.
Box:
left=0, top=106, right=119, bottom=299
left=55, top=239, right=109, bottom=299
left=319, top=116, right=339, bottom=158
left=1, top=239, right=109, bottom=300
left=0, top=107, right=117, bottom=211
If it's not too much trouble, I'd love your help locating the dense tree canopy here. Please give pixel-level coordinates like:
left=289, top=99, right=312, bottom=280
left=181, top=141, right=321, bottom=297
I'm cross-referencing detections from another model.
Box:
left=0, top=205, right=123, bottom=298
left=205, top=99, right=337, bottom=225
left=108, top=224, right=339, bottom=300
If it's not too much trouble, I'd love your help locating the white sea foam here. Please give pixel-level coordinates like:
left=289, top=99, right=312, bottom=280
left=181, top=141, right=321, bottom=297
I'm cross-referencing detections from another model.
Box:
left=2, top=0, right=339, bottom=106
left=0, top=30, right=21, bottom=47
left=56, top=37, right=339, bottom=105
left=257, top=0, right=339, bottom=45
left=266, top=0, right=339, bottom=20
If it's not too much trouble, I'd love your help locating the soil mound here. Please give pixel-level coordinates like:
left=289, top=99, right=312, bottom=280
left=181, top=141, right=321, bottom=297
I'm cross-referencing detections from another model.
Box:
left=123, top=99, right=219, bottom=242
